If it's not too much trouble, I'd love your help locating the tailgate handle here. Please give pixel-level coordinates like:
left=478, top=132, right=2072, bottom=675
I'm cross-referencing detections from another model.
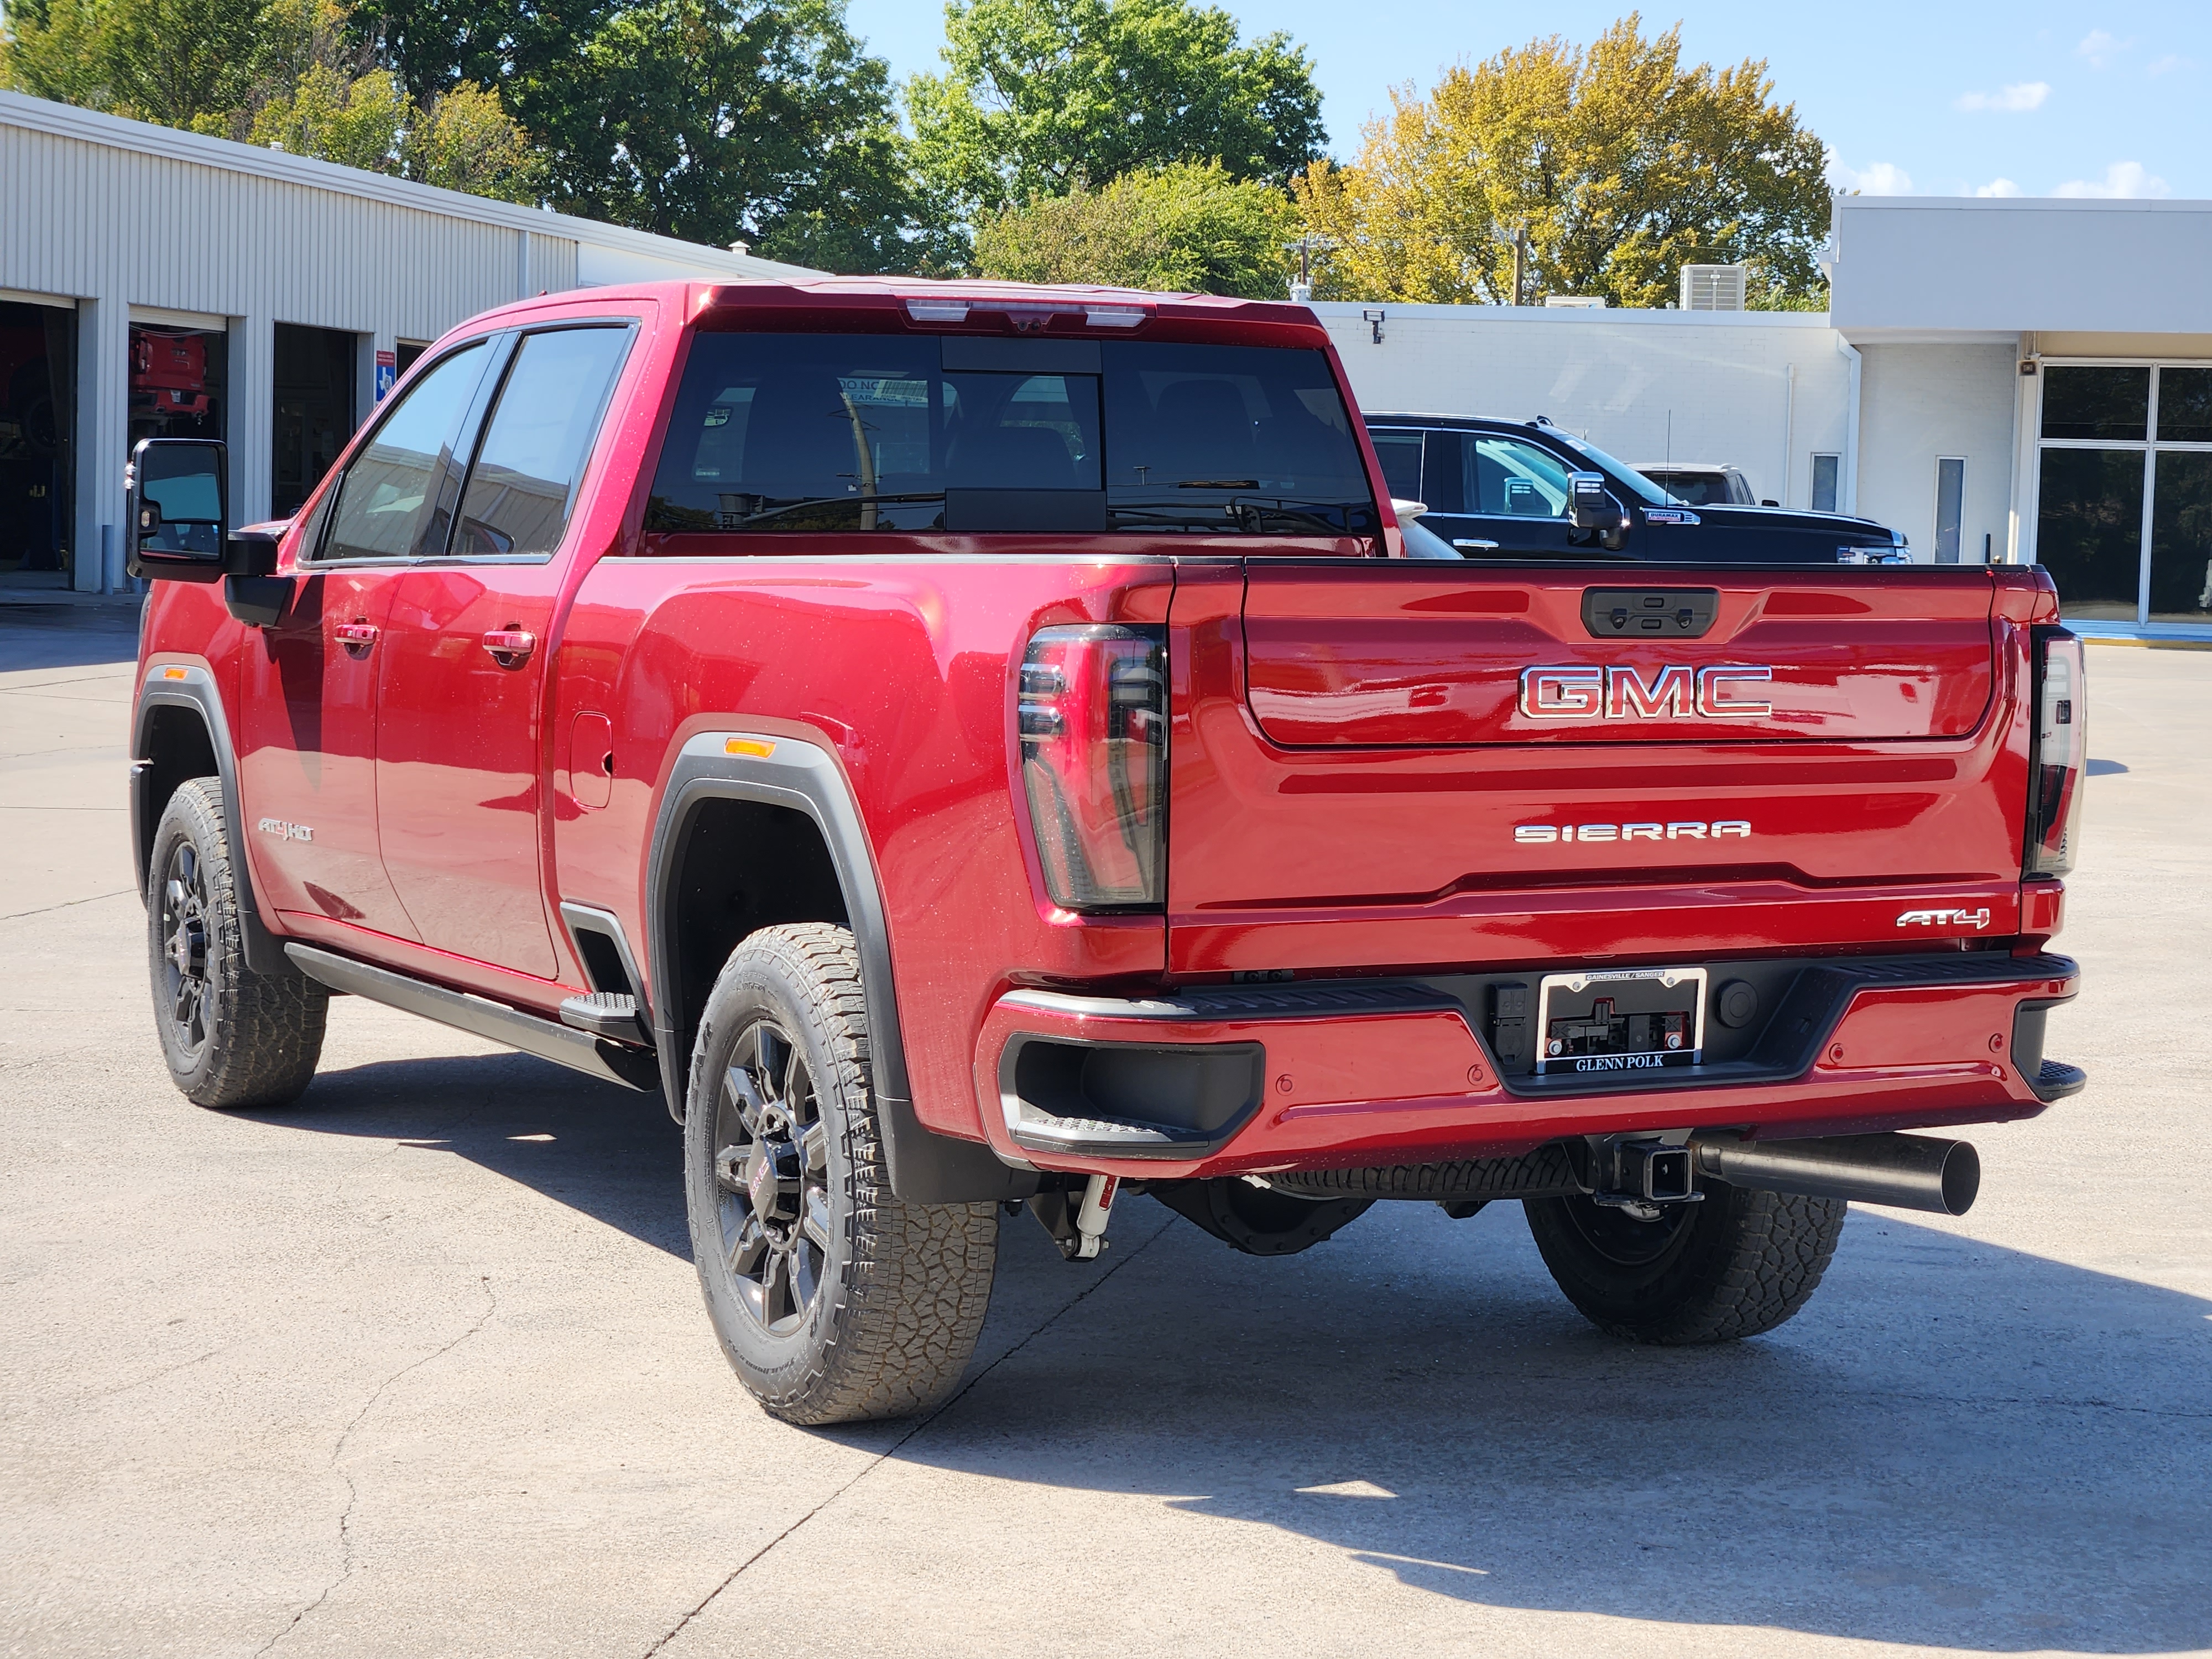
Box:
left=1582, top=587, right=1719, bottom=640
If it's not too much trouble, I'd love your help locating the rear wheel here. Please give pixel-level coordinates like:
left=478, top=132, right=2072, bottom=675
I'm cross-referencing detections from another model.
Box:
left=1524, top=1179, right=1846, bottom=1344
left=684, top=924, right=998, bottom=1425
left=147, top=777, right=327, bottom=1109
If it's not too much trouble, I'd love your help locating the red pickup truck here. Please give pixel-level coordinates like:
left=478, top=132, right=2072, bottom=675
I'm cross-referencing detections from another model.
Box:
left=127, top=280, right=2086, bottom=1425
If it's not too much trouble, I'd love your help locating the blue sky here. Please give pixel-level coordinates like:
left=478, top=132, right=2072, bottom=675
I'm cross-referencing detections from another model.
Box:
left=844, top=1, right=2211, bottom=200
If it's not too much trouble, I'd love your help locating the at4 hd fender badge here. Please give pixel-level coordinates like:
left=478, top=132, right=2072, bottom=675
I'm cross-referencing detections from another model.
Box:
left=257, top=817, right=314, bottom=843
left=1897, top=906, right=1991, bottom=929
left=1516, top=820, right=1749, bottom=844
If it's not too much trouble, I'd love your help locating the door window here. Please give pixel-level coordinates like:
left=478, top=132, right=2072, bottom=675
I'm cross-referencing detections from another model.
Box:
left=1934, top=458, right=1965, bottom=563
left=2036, top=448, right=2143, bottom=620
left=317, top=342, right=488, bottom=561
left=1467, top=437, right=1572, bottom=517
left=1810, top=453, right=1840, bottom=512
left=451, top=327, right=633, bottom=557
left=2149, top=452, right=2212, bottom=623
left=1367, top=431, right=1423, bottom=502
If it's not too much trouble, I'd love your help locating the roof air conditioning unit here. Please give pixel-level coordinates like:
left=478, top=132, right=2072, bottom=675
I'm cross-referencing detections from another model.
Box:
left=1543, top=295, right=1606, bottom=309
left=1679, top=264, right=1747, bottom=311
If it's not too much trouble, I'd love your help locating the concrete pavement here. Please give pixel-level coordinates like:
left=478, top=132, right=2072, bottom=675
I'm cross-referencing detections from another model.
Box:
left=2, top=606, right=2206, bottom=1658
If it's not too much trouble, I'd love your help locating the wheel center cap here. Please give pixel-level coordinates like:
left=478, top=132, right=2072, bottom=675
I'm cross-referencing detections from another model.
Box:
left=745, top=1136, right=802, bottom=1224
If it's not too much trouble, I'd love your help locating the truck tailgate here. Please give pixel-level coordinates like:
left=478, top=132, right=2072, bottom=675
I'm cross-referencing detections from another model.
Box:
left=1166, top=564, right=2029, bottom=977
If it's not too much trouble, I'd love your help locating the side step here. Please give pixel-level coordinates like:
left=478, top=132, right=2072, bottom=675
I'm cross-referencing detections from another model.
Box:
left=286, top=944, right=659, bottom=1092
left=559, top=990, right=649, bottom=1044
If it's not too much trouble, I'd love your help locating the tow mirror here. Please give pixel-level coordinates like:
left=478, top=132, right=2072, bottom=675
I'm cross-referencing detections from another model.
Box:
left=1567, top=470, right=1625, bottom=533
left=127, top=439, right=228, bottom=583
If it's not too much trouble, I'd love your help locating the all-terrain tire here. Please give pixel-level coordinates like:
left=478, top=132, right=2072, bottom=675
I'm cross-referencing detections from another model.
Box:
left=147, top=776, right=328, bottom=1109
left=684, top=923, right=998, bottom=1425
left=1524, top=1178, right=1846, bottom=1344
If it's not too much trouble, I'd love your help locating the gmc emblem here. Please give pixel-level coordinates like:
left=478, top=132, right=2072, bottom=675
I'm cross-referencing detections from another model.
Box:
left=1520, top=665, right=1775, bottom=721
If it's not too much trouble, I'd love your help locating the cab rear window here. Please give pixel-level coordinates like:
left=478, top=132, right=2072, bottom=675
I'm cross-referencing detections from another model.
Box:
left=644, top=333, right=1375, bottom=539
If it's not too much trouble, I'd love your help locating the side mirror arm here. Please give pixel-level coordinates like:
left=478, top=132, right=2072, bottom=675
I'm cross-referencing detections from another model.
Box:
left=222, top=529, right=291, bottom=628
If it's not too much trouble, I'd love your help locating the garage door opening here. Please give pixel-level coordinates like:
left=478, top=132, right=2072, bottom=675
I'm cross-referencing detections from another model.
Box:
left=274, top=324, right=357, bottom=518
left=0, top=300, right=76, bottom=588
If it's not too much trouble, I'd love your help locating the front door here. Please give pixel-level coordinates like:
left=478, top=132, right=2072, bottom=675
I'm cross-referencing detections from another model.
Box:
left=1420, top=430, right=1618, bottom=559
left=374, top=323, right=635, bottom=979
left=237, top=338, right=496, bottom=938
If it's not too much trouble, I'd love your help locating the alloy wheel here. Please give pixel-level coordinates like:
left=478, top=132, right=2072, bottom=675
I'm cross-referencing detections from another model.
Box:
left=712, top=1019, right=833, bottom=1334
left=159, top=842, right=213, bottom=1059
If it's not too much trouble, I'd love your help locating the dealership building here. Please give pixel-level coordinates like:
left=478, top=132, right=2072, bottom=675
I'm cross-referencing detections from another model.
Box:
left=0, top=90, right=811, bottom=594
left=3, top=88, right=2208, bottom=638
left=1316, top=192, right=2212, bottom=639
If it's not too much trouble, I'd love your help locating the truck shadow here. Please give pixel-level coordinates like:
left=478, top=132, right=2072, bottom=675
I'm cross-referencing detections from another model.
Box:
left=920, top=1204, right=2212, bottom=1653
left=249, top=1049, right=688, bottom=1258
left=255, top=1052, right=2211, bottom=1651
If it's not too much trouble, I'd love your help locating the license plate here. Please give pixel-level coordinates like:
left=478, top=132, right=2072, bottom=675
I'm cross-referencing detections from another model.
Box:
left=1534, top=967, right=1708, bottom=1076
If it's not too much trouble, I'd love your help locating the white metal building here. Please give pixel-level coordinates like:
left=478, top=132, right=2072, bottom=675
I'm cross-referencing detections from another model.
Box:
left=1317, top=194, right=2212, bottom=639
left=0, top=90, right=816, bottom=593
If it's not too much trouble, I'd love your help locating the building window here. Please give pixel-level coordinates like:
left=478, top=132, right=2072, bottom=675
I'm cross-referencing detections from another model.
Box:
left=2036, top=363, right=2212, bottom=628
left=1932, top=457, right=1966, bottom=563
left=1809, top=452, right=1840, bottom=513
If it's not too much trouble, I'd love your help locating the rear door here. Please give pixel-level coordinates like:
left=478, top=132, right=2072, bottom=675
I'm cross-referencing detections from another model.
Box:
left=1166, top=564, right=2017, bottom=977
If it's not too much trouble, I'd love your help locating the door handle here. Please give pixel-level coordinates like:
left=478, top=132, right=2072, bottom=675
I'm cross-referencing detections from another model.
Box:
left=334, top=622, right=378, bottom=649
left=482, top=628, right=537, bottom=666
left=1453, top=539, right=1501, bottom=552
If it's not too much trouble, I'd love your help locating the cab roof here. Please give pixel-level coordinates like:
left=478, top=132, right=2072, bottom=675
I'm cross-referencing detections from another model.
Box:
left=462, top=278, right=1334, bottom=352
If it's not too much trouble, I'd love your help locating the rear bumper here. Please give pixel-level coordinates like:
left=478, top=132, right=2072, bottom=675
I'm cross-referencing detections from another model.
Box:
left=971, top=953, right=2080, bottom=1179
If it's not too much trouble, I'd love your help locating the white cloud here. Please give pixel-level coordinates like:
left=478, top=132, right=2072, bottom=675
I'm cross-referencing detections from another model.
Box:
left=1827, top=155, right=1915, bottom=195
left=2075, top=30, right=2131, bottom=68
left=2054, top=161, right=2171, bottom=199
left=1956, top=81, right=2051, bottom=112
left=2146, top=54, right=2190, bottom=76
left=1975, top=178, right=2023, bottom=197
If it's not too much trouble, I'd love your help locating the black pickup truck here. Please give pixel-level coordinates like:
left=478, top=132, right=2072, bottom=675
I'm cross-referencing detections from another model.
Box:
left=1366, top=412, right=1911, bottom=565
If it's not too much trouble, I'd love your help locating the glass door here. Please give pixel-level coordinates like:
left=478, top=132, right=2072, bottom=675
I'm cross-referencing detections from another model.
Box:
left=2035, top=363, right=2212, bottom=629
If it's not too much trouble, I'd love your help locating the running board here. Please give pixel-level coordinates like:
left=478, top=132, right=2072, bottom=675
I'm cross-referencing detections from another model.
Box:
left=285, top=943, right=659, bottom=1092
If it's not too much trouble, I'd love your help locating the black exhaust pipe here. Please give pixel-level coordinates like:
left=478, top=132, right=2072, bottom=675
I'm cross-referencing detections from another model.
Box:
left=1689, top=1131, right=1980, bottom=1216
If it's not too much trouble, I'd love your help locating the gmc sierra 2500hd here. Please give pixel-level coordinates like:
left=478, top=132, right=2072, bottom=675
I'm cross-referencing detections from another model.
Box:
left=126, top=280, right=2085, bottom=1425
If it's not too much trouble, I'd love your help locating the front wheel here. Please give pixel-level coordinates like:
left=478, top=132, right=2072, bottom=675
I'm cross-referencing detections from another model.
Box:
left=1524, top=1179, right=1846, bottom=1344
left=147, top=777, right=328, bottom=1109
left=684, top=924, right=998, bottom=1425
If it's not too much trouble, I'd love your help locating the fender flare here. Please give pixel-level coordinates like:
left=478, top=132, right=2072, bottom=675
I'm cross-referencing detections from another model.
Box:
left=645, top=731, right=1031, bottom=1206
left=132, top=664, right=288, bottom=977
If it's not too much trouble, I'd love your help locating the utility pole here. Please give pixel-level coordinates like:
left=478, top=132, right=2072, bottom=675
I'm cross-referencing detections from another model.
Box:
left=1284, top=234, right=1333, bottom=302
left=1511, top=226, right=1530, bottom=307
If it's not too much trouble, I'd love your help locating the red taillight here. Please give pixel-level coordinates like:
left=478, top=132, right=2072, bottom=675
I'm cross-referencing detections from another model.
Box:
left=2027, top=628, right=2085, bottom=877
left=1018, top=625, right=1167, bottom=909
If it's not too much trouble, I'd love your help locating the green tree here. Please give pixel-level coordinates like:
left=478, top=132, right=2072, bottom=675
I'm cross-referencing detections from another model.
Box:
left=248, top=59, right=405, bottom=167
left=908, top=0, right=1324, bottom=232
left=1, top=0, right=267, bottom=126
left=974, top=162, right=1293, bottom=296
left=1296, top=15, right=1830, bottom=310
left=2, top=0, right=541, bottom=201
left=517, top=0, right=924, bottom=267
left=0, top=0, right=118, bottom=108
left=402, top=80, right=541, bottom=200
